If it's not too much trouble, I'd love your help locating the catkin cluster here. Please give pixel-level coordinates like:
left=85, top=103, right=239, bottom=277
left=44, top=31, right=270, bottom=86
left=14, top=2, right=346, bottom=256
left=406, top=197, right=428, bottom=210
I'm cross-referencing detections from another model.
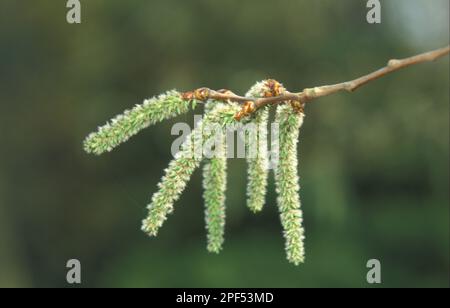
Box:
left=84, top=80, right=306, bottom=265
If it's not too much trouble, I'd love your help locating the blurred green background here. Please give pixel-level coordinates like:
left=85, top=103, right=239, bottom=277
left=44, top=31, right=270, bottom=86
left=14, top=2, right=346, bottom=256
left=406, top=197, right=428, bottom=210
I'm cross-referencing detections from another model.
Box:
left=0, top=0, right=448, bottom=288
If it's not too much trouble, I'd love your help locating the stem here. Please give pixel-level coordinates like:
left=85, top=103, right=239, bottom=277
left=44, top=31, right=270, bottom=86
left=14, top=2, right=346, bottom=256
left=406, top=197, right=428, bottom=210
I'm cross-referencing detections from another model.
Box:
left=298, top=45, right=450, bottom=102
left=182, top=45, right=450, bottom=118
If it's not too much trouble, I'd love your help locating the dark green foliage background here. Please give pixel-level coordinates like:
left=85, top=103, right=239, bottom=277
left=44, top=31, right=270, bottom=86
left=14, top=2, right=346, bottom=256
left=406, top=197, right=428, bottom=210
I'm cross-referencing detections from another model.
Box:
left=0, top=0, right=448, bottom=287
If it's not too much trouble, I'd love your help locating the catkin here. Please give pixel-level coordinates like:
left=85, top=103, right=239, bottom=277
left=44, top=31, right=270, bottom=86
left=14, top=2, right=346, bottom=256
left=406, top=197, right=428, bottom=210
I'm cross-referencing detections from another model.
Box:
left=245, top=82, right=271, bottom=212
left=142, top=103, right=240, bottom=236
left=84, top=90, right=196, bottom=155
left=274, top=104, right=306, bottom=265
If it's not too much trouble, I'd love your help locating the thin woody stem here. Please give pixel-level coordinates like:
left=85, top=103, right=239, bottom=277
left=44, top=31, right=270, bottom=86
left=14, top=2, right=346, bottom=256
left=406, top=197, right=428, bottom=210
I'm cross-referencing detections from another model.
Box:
left=297, top=45, right=450, bottom=102
left=182, top=45, right=449, bottom=118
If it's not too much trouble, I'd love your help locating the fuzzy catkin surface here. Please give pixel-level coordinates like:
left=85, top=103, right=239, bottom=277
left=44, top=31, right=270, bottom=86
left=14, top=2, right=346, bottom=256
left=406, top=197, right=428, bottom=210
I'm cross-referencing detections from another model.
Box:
left=274, top=104, right=305, bottom=265
left=202, top=101, right=228, bottom=253
left=84, top=90, right=195, bottom=155
left=245, top=81, right=271, bottom=213
left=142, top=103, right=240, bottom=236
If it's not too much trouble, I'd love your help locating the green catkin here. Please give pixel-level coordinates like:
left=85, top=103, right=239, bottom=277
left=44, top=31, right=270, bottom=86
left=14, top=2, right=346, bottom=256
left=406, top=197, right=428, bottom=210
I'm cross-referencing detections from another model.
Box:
left=83, top=81, right=310, bottom=265
left=202, top=103, right=227, bottom=252
left=142, top=103, right=240, bottom=237
left=84, top=90, right=196, bottom=155
left=245, top=82, right=270, bottom=212
left=274, top=104, right=305, bottom=265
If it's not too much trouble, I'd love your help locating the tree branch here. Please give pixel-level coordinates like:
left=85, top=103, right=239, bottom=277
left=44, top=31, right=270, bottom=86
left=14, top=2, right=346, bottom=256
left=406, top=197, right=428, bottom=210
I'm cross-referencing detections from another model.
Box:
left=182, top=45, right=450, bottom=120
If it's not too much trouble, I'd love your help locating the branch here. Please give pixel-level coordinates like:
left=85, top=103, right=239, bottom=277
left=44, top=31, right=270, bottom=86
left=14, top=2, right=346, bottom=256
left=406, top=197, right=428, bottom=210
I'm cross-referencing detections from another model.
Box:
left=298, top=45, right=450, bottom=101
left=182, top=45, right=450, bottom=120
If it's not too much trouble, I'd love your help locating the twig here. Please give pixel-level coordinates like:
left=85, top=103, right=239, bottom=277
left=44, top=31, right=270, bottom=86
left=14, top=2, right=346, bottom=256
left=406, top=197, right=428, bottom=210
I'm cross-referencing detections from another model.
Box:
left=182, top=45, right=450, bottom=119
